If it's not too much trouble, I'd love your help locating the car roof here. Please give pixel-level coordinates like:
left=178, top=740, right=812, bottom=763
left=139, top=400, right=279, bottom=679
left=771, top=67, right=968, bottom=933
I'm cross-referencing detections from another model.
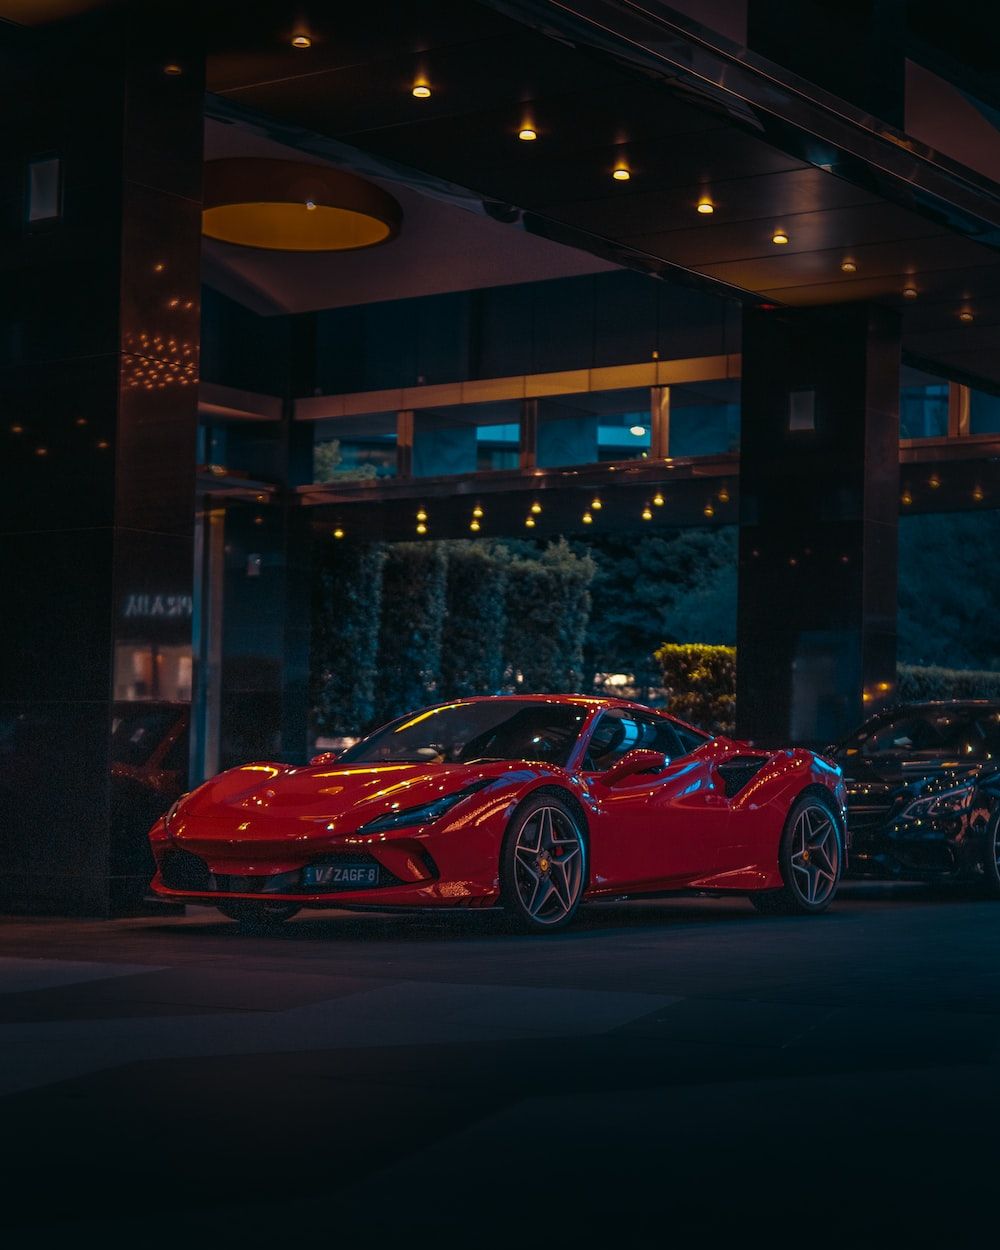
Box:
left=411, top=694, right=708, bottom=736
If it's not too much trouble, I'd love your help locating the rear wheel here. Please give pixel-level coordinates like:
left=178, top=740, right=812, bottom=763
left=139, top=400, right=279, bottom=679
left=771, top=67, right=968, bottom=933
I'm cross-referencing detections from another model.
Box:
left=500, top=795, right=586, bottom=932
left=216, top=902, right=301, bottom=931
left=749, top=793, right=842, bottom=915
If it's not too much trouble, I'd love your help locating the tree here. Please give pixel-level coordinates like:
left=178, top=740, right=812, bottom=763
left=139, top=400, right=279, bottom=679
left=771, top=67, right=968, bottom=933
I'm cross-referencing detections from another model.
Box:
left=375, top=541, right=448, bottom=722
left=311, top=541, right=386, bottom=736
left=504, top=539, right=596, bottom=692
left=582, top=527, right=737, bottom=688
left=439, top=542, right=509, bottom=698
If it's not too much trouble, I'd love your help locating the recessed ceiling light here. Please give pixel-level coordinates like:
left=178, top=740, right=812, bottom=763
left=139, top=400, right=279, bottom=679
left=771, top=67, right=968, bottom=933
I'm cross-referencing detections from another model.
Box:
left=291, top=35, right=312, bottom=49
left=525, top=515, right=536, bottom=528
left=653, top=492, right=664, bottom=506
left=697, top=199, right=714, bottom=215
left=518, top=127, right=537, bottom=142
left=582, top=511, right=593, bottom=525
left=333, top=527, right=345, bottom=539
left=472, top=505, right=483, bottom=518
left=841, top=259, right=857, bottom=273
left=305, top=200, right=316, bottom=211
left=771, top=230, right=789, bottom=245
left=412, top=83, right=431, bottom=99
left=959, top=309, right=975, bottom=323
left=630, top=424, right=646, bottom=437
left=641, top=506, right=653, bottom=521
left=530, top=501, right=542, bottom=514
left=416, top=522, right=428, bottom=534
left=612, top=166, right=630, bottom=181
left=902, top=285, right=918, bottom=300
left=591, top=497, right=602, bottom=510
left=469, top=520, right=481, bottom=532
left=416, top=508, right=427, bottom=522
left=163, top=63, right=182, bottom=76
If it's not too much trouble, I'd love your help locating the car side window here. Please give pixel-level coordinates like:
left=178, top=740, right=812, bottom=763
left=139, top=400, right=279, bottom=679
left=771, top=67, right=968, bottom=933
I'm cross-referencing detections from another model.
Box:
left=585, top=711, right=684, bottom=771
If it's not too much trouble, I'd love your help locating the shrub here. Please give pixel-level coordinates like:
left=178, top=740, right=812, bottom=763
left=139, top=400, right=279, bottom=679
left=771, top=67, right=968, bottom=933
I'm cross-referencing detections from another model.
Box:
left=311, top=541, right=386, bottom=736
left=897, top=664, right=1000, bottom=702
left=503, top=539, right=596, bottom=692
left=375, top=542, right=448, bottom=722
left=439, top=542, right=509, bottom=699
left=653, top=643, right=736, bottom=733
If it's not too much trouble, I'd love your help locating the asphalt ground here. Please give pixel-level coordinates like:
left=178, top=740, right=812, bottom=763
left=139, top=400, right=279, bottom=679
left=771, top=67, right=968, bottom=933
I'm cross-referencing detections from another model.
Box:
left=1, top=882, right=997, bottom=1246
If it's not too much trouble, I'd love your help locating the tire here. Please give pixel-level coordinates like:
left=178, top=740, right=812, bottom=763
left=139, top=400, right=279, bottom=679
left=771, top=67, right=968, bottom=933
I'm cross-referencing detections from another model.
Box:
left=982, top=815, right=1000, bottom=898
left=499, top=793, right=587, bottom=932
left=749, top=792, right=843, bottom=916
left=216, top=902, right=301, bottom=931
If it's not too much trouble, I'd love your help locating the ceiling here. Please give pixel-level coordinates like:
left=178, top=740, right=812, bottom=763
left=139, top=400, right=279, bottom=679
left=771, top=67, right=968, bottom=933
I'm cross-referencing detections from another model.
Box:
left=197, top=0, right=1000, bottom=387
left=202, top=119, right=615, bottom=315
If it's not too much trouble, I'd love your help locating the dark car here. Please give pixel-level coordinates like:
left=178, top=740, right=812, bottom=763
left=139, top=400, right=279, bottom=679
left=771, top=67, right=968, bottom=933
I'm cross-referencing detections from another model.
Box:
left=831, top=701, right=1000, bottom=893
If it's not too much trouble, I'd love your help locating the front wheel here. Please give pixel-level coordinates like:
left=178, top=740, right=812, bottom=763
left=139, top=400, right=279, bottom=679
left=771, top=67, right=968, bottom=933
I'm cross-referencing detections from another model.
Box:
left=749, top=793, right=842, bottom=915
left=500, top=795, right=587, bottom=932
left=216, top=902, right=301, bottom=931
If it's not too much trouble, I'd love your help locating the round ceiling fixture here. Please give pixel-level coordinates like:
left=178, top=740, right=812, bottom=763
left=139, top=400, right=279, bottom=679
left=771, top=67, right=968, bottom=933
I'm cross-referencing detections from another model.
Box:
left=202, top=159, right=403, bottom=253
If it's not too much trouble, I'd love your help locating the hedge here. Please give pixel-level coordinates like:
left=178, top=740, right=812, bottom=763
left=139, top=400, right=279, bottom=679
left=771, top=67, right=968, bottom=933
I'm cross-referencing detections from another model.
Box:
left=310, top=541, right=386, bottom=736
left=653, top=643, right=737, bottom=733
left=504, top=539, right=596, bottom=692
left=439, top=542, right=509, bottom=699
left=651, top=646, right=1000, bottom=734
left=375, top=542, right=449, bottom=723
left=896, top=664, right=1000, bottom=702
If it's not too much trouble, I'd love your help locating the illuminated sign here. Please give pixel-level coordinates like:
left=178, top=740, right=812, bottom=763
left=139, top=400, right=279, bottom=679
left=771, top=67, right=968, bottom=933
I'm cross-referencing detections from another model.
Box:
left=122, top=594, right=193, bottom=620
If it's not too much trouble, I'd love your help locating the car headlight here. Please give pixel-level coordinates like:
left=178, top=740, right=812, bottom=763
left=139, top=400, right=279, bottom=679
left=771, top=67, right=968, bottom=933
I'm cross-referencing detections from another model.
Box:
left=901, top=783, right=975, bottom=820
left=358, top=781, right=491, bottom=834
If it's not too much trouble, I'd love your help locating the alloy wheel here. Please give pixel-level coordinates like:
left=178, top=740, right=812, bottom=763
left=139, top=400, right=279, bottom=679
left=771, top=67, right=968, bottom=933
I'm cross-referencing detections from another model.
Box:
left=512, top=805, right=585, bottom=926
left=789, top=804, right=840, bottom=906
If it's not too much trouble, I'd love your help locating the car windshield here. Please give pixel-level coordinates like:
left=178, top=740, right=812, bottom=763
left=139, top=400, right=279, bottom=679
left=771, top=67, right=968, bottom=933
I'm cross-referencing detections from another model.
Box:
left=839, top=707, right=1000, bottom=761
left=337, top=701, right=590, bottom=768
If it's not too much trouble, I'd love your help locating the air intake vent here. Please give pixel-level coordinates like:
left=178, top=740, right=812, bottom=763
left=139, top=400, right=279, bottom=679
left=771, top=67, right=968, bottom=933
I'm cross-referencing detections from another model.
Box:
left=718, top=756, right=769, bottom=798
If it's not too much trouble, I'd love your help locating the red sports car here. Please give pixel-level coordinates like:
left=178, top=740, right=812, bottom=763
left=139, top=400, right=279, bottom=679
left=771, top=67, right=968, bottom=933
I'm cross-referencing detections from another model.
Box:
left=149, top=695, right=848, bottom=931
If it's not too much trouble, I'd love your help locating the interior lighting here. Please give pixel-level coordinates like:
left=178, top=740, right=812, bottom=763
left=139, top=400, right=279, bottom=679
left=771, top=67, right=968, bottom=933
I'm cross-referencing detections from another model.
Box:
left=469, top=520, right=481, bottom=532
left=412, top=83, right=432, bottom=99
left=653, top=492, right=664, bottom=506
left=333, top=528, right=345, bottom=539
left=525, top=515, right=536, bottom=528
left=641, top=506, right=653, bottom=521
left=771, top=230, right=789, bottom=245
left=416, top=522, right=427, bottom=535
left=959, top=309, right=975, bottom=324
left=841, top=259, right=857, bottom=273
left=590, top=497, right=602, bottom=510
left=291, top=34, right=312, bottom=49
left=697, top=199, right=714, bottom=214
left=703, top=503, right=715, bottom=517
left=472, top=505, right=484, bottom=518
left=612, top=166, right=630, bottom=182
left=902, top=286, right=918, bottom=300
left=416, top=508, right=428, bottom=522
left=518, top=127, right=537, bottom=142
left=530, top=501, right=542, bottom=514
left=629, top=424, right=646, bottom=437
left=582, top=511, right=593, bottom=525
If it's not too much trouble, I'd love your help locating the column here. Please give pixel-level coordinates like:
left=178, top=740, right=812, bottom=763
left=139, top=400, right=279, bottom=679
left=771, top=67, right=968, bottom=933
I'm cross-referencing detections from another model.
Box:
left=0, top=10, right=203, bottom=914
left=736, top=304, right=900, bottom=747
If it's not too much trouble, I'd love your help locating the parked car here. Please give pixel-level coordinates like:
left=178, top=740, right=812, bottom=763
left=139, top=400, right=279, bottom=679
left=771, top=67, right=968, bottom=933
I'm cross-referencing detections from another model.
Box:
left=831, top=700, right=1000, bottom=893
left=111, top=701, right=189, bottom=896
left=149, top=695, right=846, bottom=931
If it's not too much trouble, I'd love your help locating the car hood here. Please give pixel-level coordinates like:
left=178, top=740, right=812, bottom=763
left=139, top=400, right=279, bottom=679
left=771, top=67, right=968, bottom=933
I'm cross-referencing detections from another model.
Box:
left=176, top=757, right=532, bottom=836
left=834, top=751, right=993, bottom=796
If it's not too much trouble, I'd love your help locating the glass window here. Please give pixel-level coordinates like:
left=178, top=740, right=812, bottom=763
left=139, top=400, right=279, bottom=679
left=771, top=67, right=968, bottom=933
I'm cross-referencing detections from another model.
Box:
left=538, top=389, right=651, bottom=468
left=414, top=400, right=520, bottom=477
left=111, top=706, right=179, bottom=767
left=339, top=700, right=589, bottom=767
left=583, top=709, right=684, bottom=770
left=669, top=380, right=740, bottom=457
left=900, top=367, right=948, bottom=439
left=970, top=388, right=1000, bottom=435
left=840, top=707, right=1000, bottom=761
left=313, top=413, right=397, bottom=481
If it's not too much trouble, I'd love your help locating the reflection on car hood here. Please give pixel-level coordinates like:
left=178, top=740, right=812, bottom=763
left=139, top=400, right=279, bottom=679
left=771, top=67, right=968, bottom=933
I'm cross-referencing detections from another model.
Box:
left=835, top=751, right=993, bottom=794
left=179, top=758, right=536, bottom=833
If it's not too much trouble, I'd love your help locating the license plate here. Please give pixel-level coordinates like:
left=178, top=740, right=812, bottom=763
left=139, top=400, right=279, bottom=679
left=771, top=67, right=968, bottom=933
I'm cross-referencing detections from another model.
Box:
left=303, top=863, right=379, bottom=888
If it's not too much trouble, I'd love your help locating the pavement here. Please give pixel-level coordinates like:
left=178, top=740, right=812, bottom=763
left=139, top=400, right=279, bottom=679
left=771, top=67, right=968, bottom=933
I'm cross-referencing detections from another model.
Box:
left=1, top=882, right=998, bottom=1245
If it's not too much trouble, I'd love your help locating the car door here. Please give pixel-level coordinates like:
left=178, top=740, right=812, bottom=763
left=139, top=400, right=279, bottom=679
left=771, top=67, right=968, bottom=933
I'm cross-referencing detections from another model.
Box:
left=585, top=709, right=731, bottom=889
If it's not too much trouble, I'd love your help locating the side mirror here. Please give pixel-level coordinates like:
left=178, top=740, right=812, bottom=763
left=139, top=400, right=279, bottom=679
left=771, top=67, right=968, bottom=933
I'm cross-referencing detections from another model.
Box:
left=601, top=749, right=668, bottom=786
left=310, top=750, right=340, bottom=767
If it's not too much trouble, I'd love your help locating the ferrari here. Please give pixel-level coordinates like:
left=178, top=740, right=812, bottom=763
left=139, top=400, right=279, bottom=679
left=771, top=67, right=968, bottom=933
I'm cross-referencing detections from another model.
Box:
left=149, top=695, right=848, bottom=931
